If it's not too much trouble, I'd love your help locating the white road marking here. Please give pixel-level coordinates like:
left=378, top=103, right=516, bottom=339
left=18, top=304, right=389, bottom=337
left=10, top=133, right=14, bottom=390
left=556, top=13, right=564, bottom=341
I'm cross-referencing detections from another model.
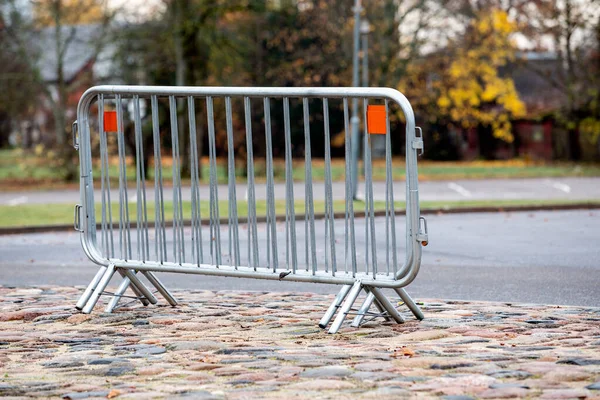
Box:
left=544, top=180, right=571, bottom=193
left=7, top=196, right=28, bottom=206
left=129, top=195, right=138, bottom=203
left=447, top=182, right=472, bottom=198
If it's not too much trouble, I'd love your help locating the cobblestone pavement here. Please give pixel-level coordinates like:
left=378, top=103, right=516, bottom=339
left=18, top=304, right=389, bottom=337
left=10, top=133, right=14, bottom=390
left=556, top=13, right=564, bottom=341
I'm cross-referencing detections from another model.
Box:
left=0, top=286, right=599, bottom=399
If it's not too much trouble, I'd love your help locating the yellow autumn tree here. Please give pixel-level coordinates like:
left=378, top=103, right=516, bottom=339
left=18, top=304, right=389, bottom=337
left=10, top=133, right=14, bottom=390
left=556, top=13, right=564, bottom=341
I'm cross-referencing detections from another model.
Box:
left=33, top=0, right=107, bottom=27
left=434, top=9, right=526, bottom=142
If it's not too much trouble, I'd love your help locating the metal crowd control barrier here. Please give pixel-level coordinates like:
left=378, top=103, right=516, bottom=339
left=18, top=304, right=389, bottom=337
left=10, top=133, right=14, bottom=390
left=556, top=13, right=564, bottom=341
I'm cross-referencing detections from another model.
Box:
left=73, top=85, right=428, bottom=334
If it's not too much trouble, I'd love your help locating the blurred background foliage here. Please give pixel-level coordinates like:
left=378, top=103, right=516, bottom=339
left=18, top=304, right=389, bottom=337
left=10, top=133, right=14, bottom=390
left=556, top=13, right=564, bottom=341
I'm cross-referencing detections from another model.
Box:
left=0, top=0, right=599, bottom=182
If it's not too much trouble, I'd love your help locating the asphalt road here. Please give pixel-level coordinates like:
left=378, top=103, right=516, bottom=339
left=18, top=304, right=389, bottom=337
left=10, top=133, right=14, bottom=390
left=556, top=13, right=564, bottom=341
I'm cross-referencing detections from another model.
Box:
left=1, top=177, right=599, bottom=205
left=1, top=209, right=598, bottom=307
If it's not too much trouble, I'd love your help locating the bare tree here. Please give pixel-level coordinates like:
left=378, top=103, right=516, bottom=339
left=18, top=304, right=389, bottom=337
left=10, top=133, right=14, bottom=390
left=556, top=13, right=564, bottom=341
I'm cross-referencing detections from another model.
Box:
left=512, top=0, right=600, bottom=159
left=2, top=0, right=113, bottom=179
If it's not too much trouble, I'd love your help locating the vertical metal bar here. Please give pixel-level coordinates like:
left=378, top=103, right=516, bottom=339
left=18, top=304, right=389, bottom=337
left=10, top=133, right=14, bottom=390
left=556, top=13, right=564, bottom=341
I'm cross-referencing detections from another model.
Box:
left=363, top=100, right=369, bottom=275
left=206, top=96, right=222, bottom=266
left=323, top=102, right=330, bottom=274
left=98, top=96, right=107, bottom=257
left=189, top=97, right=199, bottom=265
left=116, top=95, right=131, bottom=260
left=364, top=99, right=377, bottom=278
left=303, top=99, right=309, bottom=272
left=343, top=98, right=357, bottom=277
left=225, top=97, right=240, bottom=268
left=169, top=96, right=179, bottom=263
left=97, top=96, right=107, bottom=258
left=140, top=107, right=150, bottom=262
left=323, top=98, right=337, bottom=275
left=263, top=97, right=278, bottom=272
left=318, top=284, right=352, bottom=329
left=303, top=98, right=317, bottom=275
left=328, top=281, right=362, bottom=334
left=117, top=99, right=124, bottom=259
left=169, top=96, right=185, bottom=264
left=188, top=96, right=203, bottom=265
left=151, top=95, right=167, bottom=263
left=134, top=96, right=143, bottom=261
left=384, top=106, right=390, bottom=276
left=98, top=95, right=114, bottom=259
left=385, top=100, right=398, bottom=276
left=244, top=97, right=259, bottom=270
left=283, top=97, right=297, bottom=273
left=133, top=95, right=149, bottom=262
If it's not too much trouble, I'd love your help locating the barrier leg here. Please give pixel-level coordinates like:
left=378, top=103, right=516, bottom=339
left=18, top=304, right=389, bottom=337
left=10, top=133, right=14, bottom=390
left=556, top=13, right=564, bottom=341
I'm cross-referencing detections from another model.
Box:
left=126, top=276, right=151, bottom=306
left=105, top=269, right=154, bottom=313
left=373, top=297, right=392, bottom=322
left=76, top=266, right=107, bottom=310
left=395, top=288, right=424, bottom=320
left=369, top=287, right=405, bottom=324
left=82, top=264, right=116, bottom=314
left=328, top=281, right=362, bottom=334
left=142, top=271, right=178, bottom=306
left=121, top=269, right=158, bottom=305
left=351, top=291, right=375, bottom=327
left=351, top=289, right=392, bottom=327
left=104, top=276, right=130, bottom=313
left=319, top=284, right=352, bottom=329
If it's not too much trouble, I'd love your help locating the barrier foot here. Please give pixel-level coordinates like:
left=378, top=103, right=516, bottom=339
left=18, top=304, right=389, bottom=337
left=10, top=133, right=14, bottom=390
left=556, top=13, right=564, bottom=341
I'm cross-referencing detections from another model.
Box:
left=373, top=296, right=393, bottom=322
left=328, top=281, right=362, bottom=334
left=394, top=288, right=424, bottom=320
left=106, top=269, right=166, bottom=313
left=125, top=272, right=152, bottom=307
left=76, top=266, right=107, bottom=310
left=319, top=284, right=352, bottom=329
left=351, top=289, right=392, bottom=328
left=368, top=287, right=405, bottom=324
left=82, top=264, right=116, bottom=314
left=142, top=272, right=178, bottom=306
left=121, top=269, right=158, bottom=305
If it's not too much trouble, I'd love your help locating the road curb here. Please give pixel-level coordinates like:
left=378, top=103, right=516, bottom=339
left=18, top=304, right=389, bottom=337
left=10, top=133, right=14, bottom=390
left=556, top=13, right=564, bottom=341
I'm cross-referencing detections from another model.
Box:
left=1, top=202, right=599, bottom=236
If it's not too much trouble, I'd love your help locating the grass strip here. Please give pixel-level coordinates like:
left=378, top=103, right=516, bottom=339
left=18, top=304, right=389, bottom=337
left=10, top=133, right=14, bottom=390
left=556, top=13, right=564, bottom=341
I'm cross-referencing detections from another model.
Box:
left=2, top=149, right=600, bottom=189
left=1, top=199, right=598, bottom=228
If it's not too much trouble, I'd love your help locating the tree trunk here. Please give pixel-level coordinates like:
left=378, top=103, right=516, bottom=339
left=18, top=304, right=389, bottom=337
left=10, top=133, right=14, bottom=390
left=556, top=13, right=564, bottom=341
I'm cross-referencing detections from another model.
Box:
left=52, top=0, right=77, bottom=180
left=564, top=0, right=581, bottom=161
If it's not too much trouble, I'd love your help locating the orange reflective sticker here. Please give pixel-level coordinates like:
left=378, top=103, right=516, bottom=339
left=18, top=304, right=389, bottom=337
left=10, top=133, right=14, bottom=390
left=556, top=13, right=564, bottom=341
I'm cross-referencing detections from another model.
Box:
left=104, top=111, right=118, bottom=132
left=367, top=105, right=387, bottom=134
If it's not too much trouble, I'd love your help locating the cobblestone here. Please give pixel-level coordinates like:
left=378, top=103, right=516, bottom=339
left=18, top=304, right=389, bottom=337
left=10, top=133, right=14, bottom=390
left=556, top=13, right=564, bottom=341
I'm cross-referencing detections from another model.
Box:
left=0, top=285, right=598, bottom=399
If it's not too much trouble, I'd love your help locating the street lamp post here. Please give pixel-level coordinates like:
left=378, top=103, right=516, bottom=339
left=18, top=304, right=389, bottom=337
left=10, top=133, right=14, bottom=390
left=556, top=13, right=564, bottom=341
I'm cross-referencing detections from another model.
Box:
left=361, top=18, right=384, bottom=159
left=350, top=0, right=362, bottom=200
left=361, top=19, right=370, bottom=88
